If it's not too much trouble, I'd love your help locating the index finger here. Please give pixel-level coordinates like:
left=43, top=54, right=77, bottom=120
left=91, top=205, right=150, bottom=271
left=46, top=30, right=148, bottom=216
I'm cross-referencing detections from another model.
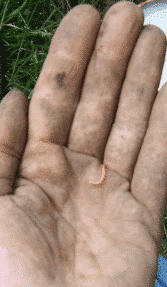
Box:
left=27, top=4, right=101, bottom=145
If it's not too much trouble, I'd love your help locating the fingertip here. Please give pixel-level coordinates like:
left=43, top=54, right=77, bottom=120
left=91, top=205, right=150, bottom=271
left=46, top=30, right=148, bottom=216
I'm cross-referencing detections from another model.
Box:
left=110, top=1, right=145, bottom=24
left=0, top=87, right=29, bottom=114
left=68, top=3, right=101, bottom=23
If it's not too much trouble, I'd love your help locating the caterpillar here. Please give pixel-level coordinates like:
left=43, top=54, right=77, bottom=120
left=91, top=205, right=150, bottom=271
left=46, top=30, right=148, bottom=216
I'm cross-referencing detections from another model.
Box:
left=89, top=164, right=108, bottom=186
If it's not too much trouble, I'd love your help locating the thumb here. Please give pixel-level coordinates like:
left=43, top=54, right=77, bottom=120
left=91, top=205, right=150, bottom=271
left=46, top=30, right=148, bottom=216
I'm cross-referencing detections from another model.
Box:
left=0, top=88, right=29, bottom=195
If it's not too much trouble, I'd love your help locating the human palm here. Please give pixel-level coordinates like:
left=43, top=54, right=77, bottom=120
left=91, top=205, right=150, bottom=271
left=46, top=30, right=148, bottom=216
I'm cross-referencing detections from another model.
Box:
left=0, top=2, right=167, bottom=286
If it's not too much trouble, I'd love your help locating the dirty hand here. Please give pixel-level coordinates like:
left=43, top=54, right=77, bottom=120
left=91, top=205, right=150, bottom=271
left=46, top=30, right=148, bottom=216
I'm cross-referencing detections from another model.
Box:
left=0, top=1, right=167, bottom=286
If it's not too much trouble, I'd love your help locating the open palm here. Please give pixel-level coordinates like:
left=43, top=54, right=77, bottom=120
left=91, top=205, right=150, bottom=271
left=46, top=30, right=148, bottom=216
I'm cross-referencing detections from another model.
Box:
left=0, top=2, right=167, bottom=286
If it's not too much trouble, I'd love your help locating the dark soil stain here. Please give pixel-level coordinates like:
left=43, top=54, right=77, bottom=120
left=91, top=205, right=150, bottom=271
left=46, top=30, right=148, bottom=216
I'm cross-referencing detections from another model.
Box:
left=55, top=72, right=66, bottom=89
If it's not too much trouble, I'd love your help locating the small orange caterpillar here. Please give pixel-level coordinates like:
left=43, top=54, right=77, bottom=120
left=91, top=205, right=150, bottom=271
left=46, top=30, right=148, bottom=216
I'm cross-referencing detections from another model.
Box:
left=89, top=164, right=108, bottom=186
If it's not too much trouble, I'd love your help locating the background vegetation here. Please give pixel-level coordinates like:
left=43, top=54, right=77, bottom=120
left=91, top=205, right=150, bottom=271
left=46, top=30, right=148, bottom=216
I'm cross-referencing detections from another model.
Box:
left=0, top=0, right=167, bottom=260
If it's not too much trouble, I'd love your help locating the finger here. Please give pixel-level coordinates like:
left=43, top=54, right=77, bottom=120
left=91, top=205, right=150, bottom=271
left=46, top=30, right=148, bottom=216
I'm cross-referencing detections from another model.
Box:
left=0, top=89, right=29, bottom=195
left=28, top=4, right=101, bottom=145
left=104, top=24, right=166, bottom=181
left=67, top=1, right=144, bottom=161
left=131, top=82, right=167, bottom=244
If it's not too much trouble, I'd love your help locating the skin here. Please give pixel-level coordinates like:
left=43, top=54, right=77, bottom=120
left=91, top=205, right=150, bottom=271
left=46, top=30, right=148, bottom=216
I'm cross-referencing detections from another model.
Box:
left=0, top=1, right=167, bottom=286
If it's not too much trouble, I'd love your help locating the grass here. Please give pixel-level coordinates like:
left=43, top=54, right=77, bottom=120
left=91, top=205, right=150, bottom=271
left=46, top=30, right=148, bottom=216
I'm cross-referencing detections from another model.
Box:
left=0, top=0, right=167, bottom=260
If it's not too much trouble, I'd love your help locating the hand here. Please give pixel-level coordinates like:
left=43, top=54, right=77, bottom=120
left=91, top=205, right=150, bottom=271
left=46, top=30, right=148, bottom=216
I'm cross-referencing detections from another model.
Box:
left=0, top=2, right=166, bottom=286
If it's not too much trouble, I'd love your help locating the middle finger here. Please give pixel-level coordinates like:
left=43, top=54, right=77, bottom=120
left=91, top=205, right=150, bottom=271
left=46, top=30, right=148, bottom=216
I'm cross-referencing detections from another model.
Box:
left=68, top=1, right=144, bottom=161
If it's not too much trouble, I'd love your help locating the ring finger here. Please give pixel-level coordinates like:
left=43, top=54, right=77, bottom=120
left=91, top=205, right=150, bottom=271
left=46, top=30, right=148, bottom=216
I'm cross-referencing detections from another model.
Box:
left=104, top=24, right=166, bottom=181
